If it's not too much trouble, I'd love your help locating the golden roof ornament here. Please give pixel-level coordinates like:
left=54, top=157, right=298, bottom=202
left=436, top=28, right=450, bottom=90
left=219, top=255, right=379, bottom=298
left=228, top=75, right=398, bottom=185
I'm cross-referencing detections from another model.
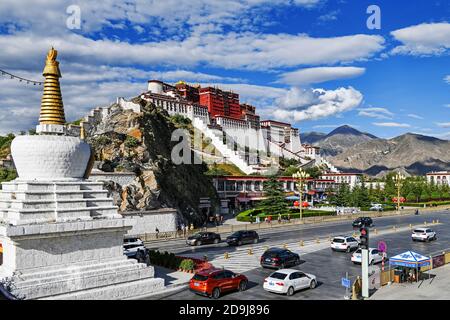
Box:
left=39, top=47, right=66, bottom=125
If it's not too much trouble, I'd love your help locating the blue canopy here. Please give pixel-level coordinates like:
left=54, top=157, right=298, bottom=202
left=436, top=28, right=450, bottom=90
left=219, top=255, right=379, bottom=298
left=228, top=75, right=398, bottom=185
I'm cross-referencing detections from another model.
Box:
left=285, top=196, right=299, bottom=201
left=389, top=251, right=431, bottom=268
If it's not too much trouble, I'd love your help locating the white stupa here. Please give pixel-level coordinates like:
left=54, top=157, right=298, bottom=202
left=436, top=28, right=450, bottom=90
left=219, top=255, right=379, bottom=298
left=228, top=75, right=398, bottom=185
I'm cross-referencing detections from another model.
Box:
left=0, top=48, right=164, bottom=299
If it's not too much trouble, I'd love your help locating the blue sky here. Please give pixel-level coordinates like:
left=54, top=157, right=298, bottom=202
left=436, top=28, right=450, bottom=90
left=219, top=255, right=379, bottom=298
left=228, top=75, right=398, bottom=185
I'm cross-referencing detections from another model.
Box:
left=0, top=0, right=449, bottom=139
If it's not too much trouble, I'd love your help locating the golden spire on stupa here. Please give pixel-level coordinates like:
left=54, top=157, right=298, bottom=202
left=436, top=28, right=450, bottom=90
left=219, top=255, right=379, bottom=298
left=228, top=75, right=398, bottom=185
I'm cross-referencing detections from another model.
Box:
left=39, top=47, right=66, bottom=125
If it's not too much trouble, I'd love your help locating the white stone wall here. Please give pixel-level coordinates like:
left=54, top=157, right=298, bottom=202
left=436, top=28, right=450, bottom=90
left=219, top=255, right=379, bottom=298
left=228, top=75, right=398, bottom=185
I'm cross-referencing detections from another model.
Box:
left=89, top=171, right=136, bottom=186
left=123, top=209, right=178, bottom=235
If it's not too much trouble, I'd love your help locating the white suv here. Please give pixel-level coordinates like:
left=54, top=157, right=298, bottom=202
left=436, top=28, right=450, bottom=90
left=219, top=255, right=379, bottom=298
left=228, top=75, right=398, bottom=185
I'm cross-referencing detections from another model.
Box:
left=331, top=236, right=359, bottom=252
left=412, top=228, right=437, bottom=242
left=351, top=248, right=387, bottom=265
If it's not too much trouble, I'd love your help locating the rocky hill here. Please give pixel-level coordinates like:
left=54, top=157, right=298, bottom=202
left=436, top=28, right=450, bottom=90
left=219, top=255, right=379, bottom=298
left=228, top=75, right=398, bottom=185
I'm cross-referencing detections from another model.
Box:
left=310, top=125, right=378, bottom=156
left=85, top=97, right=219, bottom=225
left=329, top=133, right=450, bottom=176
left=300, top=131, right=326, bottom=145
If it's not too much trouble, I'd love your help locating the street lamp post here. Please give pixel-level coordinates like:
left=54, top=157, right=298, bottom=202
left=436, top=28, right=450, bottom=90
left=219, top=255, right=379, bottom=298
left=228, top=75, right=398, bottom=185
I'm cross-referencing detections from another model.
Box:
left=292, top=169, right=310, bottom=221
left=393, top=172, right=405, bottom=212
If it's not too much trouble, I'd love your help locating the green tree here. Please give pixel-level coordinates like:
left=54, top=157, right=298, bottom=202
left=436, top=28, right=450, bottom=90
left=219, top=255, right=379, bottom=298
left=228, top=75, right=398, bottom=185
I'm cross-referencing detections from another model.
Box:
left=259, top=176, right=288, bottom=215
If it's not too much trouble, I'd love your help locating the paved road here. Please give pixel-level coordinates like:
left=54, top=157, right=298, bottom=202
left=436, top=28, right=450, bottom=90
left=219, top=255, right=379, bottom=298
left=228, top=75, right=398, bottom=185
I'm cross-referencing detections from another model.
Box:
left=145, top=210, right=450, bottom=300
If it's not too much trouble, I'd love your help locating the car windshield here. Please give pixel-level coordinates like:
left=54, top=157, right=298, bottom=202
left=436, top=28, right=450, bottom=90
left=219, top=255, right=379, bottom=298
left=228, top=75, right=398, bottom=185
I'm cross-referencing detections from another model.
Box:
left=354, top=249, right=361, bottom=254
left=191, top=233, right=203, bottom=238
left=230, top=232, right=243, bottom=237
left=414, top=229, right=425, bottom=233
left=264, top=250, right=283, bottom=257
left=269, top=272, right=287, bottom=280
left=333, top=238, right=345, bottom=243
left=124, top=244, right=143, bottom=250
left=192, top=274, right=209, bottom=281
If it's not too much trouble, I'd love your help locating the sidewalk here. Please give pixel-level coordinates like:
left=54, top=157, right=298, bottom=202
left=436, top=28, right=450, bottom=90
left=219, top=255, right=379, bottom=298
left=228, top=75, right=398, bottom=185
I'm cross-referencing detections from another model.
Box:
left=154, top=266, right=193, bottom=288
left=370, top=263, right=450, bottom=300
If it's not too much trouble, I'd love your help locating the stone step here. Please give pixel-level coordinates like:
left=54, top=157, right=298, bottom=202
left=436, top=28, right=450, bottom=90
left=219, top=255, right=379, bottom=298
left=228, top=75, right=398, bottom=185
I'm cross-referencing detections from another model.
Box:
left=0, top=190, right=109, bottom=201
left=17, top=258, right=133, bottom=281
left=13, top=261, right=155, bottom=299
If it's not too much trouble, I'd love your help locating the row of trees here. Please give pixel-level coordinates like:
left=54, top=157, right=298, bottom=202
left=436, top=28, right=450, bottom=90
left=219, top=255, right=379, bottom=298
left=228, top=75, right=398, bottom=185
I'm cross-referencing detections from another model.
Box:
left=328, top=174, right=450, bottom=208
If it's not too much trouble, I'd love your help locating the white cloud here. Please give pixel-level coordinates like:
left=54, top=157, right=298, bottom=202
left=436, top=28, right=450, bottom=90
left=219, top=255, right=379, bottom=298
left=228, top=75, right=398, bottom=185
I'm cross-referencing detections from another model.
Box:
left=278, top=67, right=365, bottom=85
left=445, top=75, right=450, bottom=84
left=407, top=113, right=424, bottom=120
left=373, top=122, right=411, bottom=128
left=317, top=10, right=340, bottom=22
left=391, top=22, right=450, bottom=56
left=0, top=31, right=385, bottom=72
left=272, top=87, right=363, bottom=121
left=436, top=122, right=450, bottom=128
left=358, top=107, right=393, bottom=119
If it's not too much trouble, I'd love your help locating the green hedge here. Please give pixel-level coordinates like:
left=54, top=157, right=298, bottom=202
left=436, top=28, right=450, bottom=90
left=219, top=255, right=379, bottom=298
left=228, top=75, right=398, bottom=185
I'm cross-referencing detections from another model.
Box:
left=148, top=250, right=183, bottom=270
left=236, top=208, right=334, bottom=222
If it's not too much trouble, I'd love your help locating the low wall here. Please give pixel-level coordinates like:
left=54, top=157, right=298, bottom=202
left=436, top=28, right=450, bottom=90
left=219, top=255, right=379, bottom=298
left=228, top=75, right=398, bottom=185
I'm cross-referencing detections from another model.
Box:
left=89, top=171, right=136, bottom=186
left=122, top=208, right=178, bottom=236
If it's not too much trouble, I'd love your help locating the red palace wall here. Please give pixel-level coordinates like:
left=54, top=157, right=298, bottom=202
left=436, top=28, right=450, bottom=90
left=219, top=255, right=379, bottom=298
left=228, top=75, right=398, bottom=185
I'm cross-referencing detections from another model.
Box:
left=200, top=87, right=241, bottom=120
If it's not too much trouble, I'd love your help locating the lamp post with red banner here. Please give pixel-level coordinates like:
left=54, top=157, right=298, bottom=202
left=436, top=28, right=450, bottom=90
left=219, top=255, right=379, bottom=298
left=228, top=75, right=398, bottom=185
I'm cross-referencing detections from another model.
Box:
left=292, top=170, right=310, bottom=221
left=393, top=172, right=405, bottom=212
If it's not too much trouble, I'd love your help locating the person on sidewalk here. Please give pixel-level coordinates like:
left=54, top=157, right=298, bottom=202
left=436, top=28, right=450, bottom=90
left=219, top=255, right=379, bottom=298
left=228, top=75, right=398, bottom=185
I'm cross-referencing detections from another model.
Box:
left=278, top=213, right=282, bottom=224
left=155, top=227, right=160, bottom=239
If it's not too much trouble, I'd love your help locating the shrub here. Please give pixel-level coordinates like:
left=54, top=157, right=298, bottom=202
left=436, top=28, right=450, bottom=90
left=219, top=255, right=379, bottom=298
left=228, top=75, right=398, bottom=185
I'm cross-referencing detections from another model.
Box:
left=124, top=136, right=139, bottom=148
left=179, top=259, right=195, bottom=271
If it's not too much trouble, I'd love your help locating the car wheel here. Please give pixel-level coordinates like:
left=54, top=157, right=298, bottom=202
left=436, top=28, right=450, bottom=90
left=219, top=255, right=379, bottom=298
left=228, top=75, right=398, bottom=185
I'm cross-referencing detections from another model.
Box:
left=214, top=238, right=219, bottom=244
left=310, top=280, right=317, bottom=289
left=212, top=288, right=221, bottom=299
left=369, top=259, right=374, bottom=266
left=238, top=280, right=247, bottom=292
left=287, top=286, right=294, bottom=296
left=346, top=246, right=351, bottom=253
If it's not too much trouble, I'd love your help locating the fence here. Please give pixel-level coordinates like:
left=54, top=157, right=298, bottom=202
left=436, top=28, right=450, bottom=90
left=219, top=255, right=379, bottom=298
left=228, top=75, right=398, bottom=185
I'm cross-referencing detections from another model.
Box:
left=137, top=204, right=450, bottom=242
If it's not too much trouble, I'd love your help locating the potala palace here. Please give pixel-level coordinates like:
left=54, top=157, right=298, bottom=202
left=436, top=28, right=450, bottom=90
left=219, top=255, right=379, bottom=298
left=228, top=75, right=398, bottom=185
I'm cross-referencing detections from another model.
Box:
left=80, top=80, right=338, bottom=175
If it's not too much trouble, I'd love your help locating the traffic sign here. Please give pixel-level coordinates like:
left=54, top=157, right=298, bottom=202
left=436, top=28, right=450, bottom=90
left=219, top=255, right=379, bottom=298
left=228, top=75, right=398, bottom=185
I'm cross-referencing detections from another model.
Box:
left=341, top=277, right=351, bottom=288
left=377, top=241, right=387, bottom=252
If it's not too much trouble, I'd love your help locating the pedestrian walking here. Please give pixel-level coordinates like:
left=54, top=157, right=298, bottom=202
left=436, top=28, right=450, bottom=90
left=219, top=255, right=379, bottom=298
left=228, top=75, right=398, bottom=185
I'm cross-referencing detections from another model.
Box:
left=155, top=227, right=160, bottom=239
left=278, top=213, right=282, bottom=224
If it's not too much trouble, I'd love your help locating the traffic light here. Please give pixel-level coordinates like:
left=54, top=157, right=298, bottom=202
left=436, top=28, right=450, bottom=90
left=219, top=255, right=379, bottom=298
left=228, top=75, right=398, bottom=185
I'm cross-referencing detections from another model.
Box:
left=360, top=226, right=369, bottom=249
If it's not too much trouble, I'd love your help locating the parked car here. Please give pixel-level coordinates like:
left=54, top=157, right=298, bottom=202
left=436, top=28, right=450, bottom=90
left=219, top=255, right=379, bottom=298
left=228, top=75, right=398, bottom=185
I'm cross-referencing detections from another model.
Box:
left=369, top=204, right=384, bottom=211
left=260, top=248, right=300, bottom=269
left=352, top=217, right=373, bottom=228
left=189, top=268, right=248, bottom=299
left=330, top=236, right=359, bottom=252
left=411, top=228, right=437, bottom=242
left=351, top=248, right=387, bottom=265
left=263, top=269, right=317, bottom=296
left=226, top=230, right=259, bottom=246
left=186, top=232, right=221, bottom=246
left=123, top=237, right=145, bottom=259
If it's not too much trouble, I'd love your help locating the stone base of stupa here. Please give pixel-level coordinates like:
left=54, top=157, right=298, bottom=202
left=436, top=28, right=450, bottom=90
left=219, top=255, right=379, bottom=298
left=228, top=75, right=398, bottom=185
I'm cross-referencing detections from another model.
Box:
left=0, top=179, right=165, bottom=300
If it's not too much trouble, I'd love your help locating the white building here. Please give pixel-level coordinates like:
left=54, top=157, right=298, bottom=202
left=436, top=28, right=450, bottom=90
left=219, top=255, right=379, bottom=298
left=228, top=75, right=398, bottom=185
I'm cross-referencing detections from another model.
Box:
left=426, top=171, right=450, bottom=186
left=319, top=172, right=363, bottom=189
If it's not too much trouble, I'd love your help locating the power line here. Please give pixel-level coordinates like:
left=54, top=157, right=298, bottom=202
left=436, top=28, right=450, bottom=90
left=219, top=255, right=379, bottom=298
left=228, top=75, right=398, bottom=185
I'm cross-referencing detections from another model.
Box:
left=0, top=68, right=43, bottom=86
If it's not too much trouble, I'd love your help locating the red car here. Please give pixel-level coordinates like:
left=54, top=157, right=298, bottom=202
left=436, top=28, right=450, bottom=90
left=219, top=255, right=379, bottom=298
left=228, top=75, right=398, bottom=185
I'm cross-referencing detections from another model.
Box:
left=189, top=268, right=248, bottom=299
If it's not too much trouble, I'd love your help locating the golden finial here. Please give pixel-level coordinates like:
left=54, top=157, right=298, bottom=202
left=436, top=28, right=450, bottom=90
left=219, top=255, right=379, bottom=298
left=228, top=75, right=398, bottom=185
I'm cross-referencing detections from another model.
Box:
left=39, top=47, right=65, bottom=125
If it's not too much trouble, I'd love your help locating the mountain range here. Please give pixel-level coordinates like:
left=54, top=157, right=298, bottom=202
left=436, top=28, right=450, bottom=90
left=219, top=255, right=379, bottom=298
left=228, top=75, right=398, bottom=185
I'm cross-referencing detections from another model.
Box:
left=300, top=125, right=450, bottom=176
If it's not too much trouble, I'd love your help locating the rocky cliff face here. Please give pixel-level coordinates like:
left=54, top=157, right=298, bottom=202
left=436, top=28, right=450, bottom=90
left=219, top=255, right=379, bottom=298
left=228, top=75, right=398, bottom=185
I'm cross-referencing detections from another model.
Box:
left=86, top=97, right=219, bottom=226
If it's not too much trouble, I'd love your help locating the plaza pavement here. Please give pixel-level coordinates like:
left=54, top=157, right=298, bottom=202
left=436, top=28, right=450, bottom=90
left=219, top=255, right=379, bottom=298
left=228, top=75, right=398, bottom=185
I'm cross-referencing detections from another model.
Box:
left=370, top=263, right=450, bottom=300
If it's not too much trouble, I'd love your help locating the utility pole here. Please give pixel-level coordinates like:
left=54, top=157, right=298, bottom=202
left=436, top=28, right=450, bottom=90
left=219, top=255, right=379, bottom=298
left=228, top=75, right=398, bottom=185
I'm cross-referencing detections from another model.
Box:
left=360, top=226, right=370, bottom=299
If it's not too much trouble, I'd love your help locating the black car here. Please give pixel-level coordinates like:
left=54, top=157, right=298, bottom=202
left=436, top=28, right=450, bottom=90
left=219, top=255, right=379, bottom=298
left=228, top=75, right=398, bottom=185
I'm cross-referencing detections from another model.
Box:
left=226, top=230, right=259, bottom=246
left=186, top=232, right=221, bottom=246
left=260, top=248, right=300, bottom=269
left=352, top=217, right=373, bottom=228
